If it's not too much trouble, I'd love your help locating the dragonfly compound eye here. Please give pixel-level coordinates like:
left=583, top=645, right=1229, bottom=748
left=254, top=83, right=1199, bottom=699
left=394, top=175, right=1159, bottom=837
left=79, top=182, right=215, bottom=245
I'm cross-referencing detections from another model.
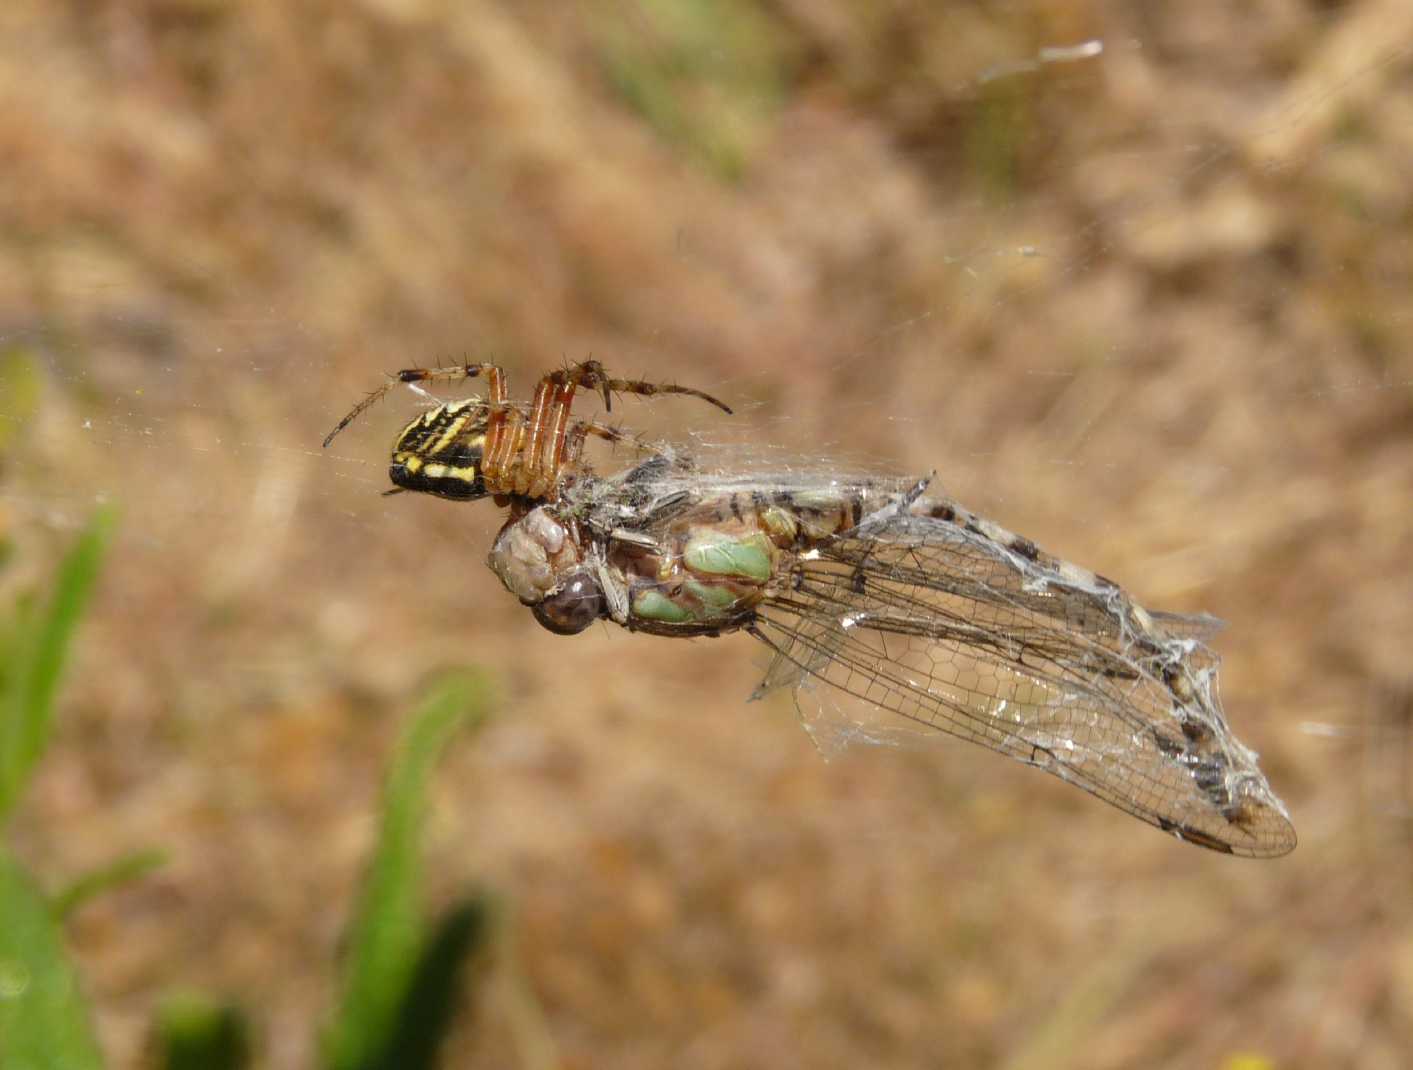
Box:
left=532, top=569, right=605, bottom=635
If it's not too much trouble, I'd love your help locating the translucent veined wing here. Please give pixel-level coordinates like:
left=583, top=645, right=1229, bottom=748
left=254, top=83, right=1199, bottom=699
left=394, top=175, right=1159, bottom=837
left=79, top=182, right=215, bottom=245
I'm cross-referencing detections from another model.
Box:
left=748, top=498, right=1296, bottom=858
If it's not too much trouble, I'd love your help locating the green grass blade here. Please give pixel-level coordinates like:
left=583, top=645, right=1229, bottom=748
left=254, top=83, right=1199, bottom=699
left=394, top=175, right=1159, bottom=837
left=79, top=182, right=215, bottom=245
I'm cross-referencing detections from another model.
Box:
left=155, top=990, right=251, bottom=1070
left=0, top=848, right=104, bottom=1070
left=0, top=508, right=115, bottom=822
left=51, top=849, right=168, bottom=922
left=357, top=894, right=495, bottom=1070
left=322, top=670, right=493, bottom=1070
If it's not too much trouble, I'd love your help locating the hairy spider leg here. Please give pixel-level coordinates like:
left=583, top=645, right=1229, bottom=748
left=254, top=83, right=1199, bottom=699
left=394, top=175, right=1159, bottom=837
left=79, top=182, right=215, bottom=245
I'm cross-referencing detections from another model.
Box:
left=531, top=370, right=594, bottom=498
left=515, top=369, right=563, bottom=496
left=557, top=359, right=733, bottom=417
left=519, top=360, right=625, bottom=496
left=322, top=361, right=507, bottom=448
left=559, top=419, right=635, bottom=475
left=521, top=360, right=733, bottom=498
left=324, top=381, right=397, bottom=448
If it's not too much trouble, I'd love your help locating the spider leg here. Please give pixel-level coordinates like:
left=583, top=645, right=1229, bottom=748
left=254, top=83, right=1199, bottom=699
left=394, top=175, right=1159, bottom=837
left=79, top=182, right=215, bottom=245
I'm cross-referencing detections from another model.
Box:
left=570, top=359, right=733, bottom=416
left=515, top=372, right=563, bottom=497
left=559, top=420, right=591, bottom=481
left=482, top=401, right=526, bottom=493
left=579, top=420, right=637, bottom=449
left=526, top=359, right=729, bottom=496
left=323, top=379, right=399, bottom=447
left=533, top=373, right=589, bottom=498
left=323, top=361, right=508, bottom=447
left=392, top=362, right=484, bottom=388
left=521, top=361, right=613, bottom=497
left=467, top=365, right=511, bottom=490
left=559, top=418, right=635, bottom=476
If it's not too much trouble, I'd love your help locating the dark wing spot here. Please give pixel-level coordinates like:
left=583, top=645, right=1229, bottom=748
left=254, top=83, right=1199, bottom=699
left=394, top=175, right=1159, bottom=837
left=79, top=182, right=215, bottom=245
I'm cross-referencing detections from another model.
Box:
left=1151, top=730, right=1186, bottom=759
left=1010, top=536, right=1040, bottom=560
left=1180, top=717, right=1213, bottom=744
left=1190, top=757, right=1230, bottom=803
left=1158, top=817, right=1236, bottom=854
left=924, top=502, right=956, bottom=522
left=1222, top=799, right=1262, bottom=830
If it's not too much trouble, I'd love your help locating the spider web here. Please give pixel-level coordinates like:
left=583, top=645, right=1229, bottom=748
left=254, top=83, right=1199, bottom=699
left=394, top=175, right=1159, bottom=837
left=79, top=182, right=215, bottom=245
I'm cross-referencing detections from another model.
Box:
left=2, top=0, right=1408, bottom=824
left=5, top=0, right=1410, bottom=826
left=3, top=3, right=1413, bottom=1064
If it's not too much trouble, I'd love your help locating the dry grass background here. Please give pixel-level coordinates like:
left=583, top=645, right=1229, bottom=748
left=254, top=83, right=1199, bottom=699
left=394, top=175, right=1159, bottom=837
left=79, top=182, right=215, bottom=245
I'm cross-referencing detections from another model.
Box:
left=3, top=1, right=1412, bottom=1067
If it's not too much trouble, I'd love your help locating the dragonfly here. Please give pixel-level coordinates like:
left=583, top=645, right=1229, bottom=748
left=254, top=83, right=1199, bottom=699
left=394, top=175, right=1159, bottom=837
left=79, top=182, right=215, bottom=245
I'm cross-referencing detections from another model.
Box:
left=325, top=360, right=1297, bottom=858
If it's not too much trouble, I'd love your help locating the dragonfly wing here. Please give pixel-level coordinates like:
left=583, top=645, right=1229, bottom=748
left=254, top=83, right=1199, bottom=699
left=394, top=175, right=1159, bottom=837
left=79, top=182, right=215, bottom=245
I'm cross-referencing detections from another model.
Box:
left=751, top=511, right=1296, bottom=857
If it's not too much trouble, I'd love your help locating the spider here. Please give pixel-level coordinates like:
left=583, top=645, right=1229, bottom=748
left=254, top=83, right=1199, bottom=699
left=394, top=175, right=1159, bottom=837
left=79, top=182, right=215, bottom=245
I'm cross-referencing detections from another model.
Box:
left=322, top=359, right=732, bottom=502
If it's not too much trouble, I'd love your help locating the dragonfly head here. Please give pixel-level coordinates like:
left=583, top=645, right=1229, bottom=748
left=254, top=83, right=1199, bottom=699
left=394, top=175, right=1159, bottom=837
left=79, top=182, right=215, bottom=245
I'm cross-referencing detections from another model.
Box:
left=532, top=568, right=606, bottom=635
left=488, top=506, right=606, bottom=635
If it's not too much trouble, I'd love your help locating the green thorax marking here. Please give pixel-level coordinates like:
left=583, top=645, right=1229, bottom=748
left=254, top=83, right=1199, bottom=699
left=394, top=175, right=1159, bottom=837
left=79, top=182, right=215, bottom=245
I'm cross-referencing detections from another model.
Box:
left=682, top=529, right=775, bottom=583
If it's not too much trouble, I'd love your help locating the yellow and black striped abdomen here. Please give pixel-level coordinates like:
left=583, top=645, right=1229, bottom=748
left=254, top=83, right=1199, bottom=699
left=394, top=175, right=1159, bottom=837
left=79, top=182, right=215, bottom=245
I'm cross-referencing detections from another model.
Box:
left=388, top=401, right=488, bottom=501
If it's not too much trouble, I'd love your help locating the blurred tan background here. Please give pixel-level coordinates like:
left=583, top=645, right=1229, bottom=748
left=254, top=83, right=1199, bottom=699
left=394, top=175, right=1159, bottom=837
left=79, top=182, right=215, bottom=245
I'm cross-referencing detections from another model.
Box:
left=3, top=1, right=1412, bottom=1067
